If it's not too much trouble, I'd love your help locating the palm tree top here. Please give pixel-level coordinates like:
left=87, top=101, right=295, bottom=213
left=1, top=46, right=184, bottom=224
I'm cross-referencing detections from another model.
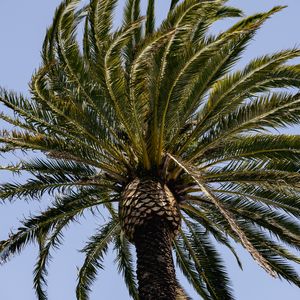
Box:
left=1, top=1, right=300, bottom=299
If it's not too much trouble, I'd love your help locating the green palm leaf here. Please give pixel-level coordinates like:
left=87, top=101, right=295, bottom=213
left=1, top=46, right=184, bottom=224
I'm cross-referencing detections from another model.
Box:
left=174, top=239, right=212, bottom=300
left=76, top=220, right=120, bottom=300
left=180, top=223, right=234, bottom=300
left=34, top=218, right=72, bottom=300
left=114, top=232, right=139, bottom=300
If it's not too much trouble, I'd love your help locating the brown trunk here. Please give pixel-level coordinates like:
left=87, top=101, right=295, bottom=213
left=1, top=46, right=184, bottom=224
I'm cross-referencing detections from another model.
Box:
left=120, top=178, right=190, bottom=299
left=134, top=216, right=178, bottom=299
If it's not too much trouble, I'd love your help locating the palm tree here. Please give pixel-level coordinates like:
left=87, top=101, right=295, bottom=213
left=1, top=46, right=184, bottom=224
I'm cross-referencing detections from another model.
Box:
left=1, top=0, right=300, bottom=299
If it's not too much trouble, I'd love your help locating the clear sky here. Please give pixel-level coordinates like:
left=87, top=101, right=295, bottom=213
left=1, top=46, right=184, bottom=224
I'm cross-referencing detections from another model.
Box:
left=0, top=1, right=300, bottom=299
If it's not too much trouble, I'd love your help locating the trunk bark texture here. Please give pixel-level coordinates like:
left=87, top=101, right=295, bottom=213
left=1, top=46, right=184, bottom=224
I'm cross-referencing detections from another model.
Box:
left=120, top=178, right=190, bottom=300
left=134, top=216, right=178, bottom=299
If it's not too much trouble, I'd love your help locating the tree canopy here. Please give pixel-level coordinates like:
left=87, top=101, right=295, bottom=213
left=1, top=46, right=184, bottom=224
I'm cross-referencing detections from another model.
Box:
left=1, top=1, right=300, bottom=299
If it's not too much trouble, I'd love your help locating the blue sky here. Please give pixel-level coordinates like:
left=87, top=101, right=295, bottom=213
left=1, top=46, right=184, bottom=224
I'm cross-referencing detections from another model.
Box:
left=0, top=1, right=300, bottom=299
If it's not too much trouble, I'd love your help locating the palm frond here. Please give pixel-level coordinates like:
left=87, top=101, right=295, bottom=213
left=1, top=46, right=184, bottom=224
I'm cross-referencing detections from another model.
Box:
left=174, top=239, right=212, bottom=300
left=200, top=134, right=300, bottom=167
left=76, top=220, right=120, bottom=300
left=215, top=183, right=300, bottom=218
left=162, top=5, right=279, bottom=154
left=145, top=0, right=155, bottom=36
left=181, top=204, right=243, bottom=270
left=232, top=223, right=300, bottom=287
left=198, top=50, right=300, bottom=131
left=123, top=0, right=141, bottom=70
left=104, top=19, right=147, bottom=161
left=0, top=188, right=111, bottom=264
left=168, top=153, right=278, bottom=277
left=33, top=218, right=71, bottom=300
left=190, top=202, right=300, bottom=286
left=154, top=0, right=239, bottom=163
left=191, top=92, right=300, bottom=160
left=220, top=196, right=300, bottom=250
left=170, top=0, right=180, bottom=12
left=114, top=232, right=139, bottom=300
left=22, top=158, right=97, bottom=176
left=54, top=1, right=128, bottom=154
left=179, top=223, right=235, bottom=300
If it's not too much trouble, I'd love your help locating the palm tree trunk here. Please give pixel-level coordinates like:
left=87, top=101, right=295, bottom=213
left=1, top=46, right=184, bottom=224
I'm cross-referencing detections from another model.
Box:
left=134, top=216, right=178, bottom=299
left=120, top=178, right=190, bottom=300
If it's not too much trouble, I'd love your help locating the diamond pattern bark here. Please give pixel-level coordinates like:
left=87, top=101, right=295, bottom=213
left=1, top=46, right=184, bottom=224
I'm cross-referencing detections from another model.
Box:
left=119, top=178, right=181, bottom=242
left=119, top=178, right=188, bottom=299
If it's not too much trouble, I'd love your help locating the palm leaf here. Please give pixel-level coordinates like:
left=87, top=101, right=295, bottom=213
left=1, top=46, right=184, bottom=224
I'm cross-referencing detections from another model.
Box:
left=0, top=188, right=112, bottom=264
left=123, top=0, right=141, bottom=70
left=180, top=223, right=235, bottom=300
left=114, top=232, right=139, bottom=300
left=76, top=220, right=120, bottom=300
left=170, top=0, right=180, bottom=12
left=168, top=153, right=278, bottom=277
left=181, top=204, right=243, bottom=270
left=145, top=0, right=155, bottom=36
left=174, top=239, right=212, bottom=300
left=34, top=218, right=72, bottom=300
